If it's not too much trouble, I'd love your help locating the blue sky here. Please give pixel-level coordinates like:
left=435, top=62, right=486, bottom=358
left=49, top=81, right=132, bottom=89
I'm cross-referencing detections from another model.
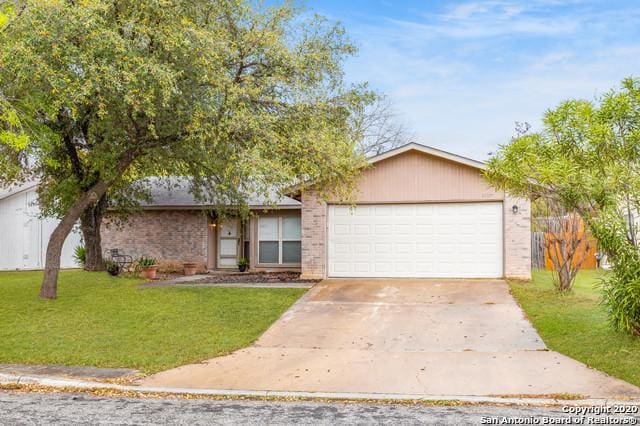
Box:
left=305, top=0, right=640, bottom=160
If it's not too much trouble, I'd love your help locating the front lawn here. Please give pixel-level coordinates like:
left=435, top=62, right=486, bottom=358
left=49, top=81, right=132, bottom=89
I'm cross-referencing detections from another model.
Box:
left=510, top=269, right=640, bottom=387
left=0, top=270, right=305, bottom=374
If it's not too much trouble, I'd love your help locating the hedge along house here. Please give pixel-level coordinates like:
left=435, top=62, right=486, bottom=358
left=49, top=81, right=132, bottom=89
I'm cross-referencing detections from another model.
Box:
left=100, top=179, right=303, bottom=273
left=101, top=143, right=531, bottom=279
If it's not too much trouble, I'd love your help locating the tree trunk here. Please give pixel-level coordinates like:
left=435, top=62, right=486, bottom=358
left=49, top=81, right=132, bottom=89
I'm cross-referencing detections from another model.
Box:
left=40, top=181, right=109, bottom=299
left=558, top=266, right=571, bottom=292
left=80, top=195, right=107, bottom=271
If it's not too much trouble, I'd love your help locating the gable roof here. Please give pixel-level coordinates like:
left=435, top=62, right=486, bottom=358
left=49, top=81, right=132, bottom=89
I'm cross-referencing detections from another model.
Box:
left=0, top=178, right=300, bottom=209
left=139, top=177, right=300, bottom=209
left=368, top=142, right=486, bottom=170
left=0, top=181, right=38, bottom=202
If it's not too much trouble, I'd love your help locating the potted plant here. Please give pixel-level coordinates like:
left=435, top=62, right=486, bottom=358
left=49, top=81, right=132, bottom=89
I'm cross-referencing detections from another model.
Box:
left=104, top=259, right=120, bottom=276
left=238, top=258, right=249, bottom=272
left=183, top=261, right=198, bottom=276
left=138, top=256, right=158, bottom=280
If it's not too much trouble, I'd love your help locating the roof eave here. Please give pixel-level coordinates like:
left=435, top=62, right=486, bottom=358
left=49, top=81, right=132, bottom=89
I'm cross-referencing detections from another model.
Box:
left=128, top=204, right=301, bottom=211
left=368, top=142, right=487, bottom=170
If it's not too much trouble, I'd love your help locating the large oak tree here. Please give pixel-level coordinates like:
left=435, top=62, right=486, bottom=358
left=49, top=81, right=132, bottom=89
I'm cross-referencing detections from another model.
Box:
left=0, top=0, right=370, bottom=299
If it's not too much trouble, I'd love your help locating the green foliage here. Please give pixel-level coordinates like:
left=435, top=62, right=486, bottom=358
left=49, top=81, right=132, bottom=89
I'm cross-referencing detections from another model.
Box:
left=136, top=256, right=157, bottom=267
left=238, top=258, right=249, bottom=266
left=0, top=0, right=370, bottom=221
left=591, top=210, right=640, bottom=335
left=0, top=270, right=304, bottom=373
left=601, top=267, right=640, bottom=336
left=103, top=259, right=120, bottom=276
left=73, top=245, right=86, bottom=267
left=486, top=77, right=640, bottom=336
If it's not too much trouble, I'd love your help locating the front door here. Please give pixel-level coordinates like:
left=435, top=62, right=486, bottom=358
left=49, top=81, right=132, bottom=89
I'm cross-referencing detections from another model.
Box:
left=218, top=219, right=240, bottom=268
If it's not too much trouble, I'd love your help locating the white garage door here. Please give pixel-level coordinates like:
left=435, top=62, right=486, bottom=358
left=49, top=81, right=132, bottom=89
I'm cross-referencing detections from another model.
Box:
left=328, top=202, right=503, bottom=278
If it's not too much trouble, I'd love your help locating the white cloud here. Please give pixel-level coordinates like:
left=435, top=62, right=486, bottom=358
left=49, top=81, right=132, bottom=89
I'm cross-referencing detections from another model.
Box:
left=336, top=1, right=640, bottom=160
left=445, top=2, right=493, bottom=20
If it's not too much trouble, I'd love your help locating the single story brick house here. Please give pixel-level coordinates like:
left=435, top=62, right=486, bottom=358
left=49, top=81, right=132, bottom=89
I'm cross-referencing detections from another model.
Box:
left=102, top=143, right=531, bottom=279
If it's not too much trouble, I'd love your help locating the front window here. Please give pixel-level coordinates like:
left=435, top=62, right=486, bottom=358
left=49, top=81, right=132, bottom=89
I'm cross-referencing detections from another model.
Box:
left=258, top=215, right=301, bottom=264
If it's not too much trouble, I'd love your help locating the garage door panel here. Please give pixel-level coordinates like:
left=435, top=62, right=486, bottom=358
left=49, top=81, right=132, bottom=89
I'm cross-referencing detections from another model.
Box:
left=354, top=224, right=370, bottom=235
left=394, top=224, right=413, bottom=234
left=415, top=262, right=434, bottom=272
left=333, top=243, right=350, bottom=254
left=457, top=243, right=476, bottom=255
left=375, top=206, right=393, bottom=216
left=394, top=205, right=414, bottom=216
left=353, top=263, right=370, bottom=273
left=416, top=243, right=434, bottom=254
left=394, top=262, right=414, bottom=273
left=333, top=224, right=350, bottom=235
left=353, top=243, right=370, bottom=254
left=374, top=262, right=392, bottom=272
left=416, top=224, right=433, bottom=234
left=333, top=206, right=351, bottom=216
left=374, top=243, right=392, bottom=254
left=328, top=202, right=503, bottom=278
left=394, top=243, right=413, bottom=254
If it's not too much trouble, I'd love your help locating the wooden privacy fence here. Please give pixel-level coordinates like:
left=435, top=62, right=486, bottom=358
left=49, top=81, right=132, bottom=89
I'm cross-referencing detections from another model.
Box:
left=531, top=231, right=597, bottom=270
left=532, top=232, right=545, bottom=269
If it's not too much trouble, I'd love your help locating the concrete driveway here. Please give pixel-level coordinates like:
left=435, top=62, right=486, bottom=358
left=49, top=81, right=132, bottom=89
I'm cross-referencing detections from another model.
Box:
left=140, top=279, right=640, bottom=398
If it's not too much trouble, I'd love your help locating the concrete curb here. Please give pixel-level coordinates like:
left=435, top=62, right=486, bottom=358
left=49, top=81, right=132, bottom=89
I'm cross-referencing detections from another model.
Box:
left=1, top=373, right=640, bottom=407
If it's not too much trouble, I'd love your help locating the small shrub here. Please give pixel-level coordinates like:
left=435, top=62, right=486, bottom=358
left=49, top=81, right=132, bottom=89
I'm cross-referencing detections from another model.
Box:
left=73, top=245, right=86, bottom=267
left=137, top=256, right=158, bottom=267
left=592, top=211, right=640, bottom=336
left=601, top=269, right=640, bottom=336
left=104, top=259, right=120, bottom=276
left=238, top=258, right=249, bottom=267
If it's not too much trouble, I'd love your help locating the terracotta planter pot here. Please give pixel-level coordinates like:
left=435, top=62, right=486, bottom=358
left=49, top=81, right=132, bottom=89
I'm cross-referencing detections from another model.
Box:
left=140, top=265, right=158, bottom=280
left=183, top=262, right=198, bottom=276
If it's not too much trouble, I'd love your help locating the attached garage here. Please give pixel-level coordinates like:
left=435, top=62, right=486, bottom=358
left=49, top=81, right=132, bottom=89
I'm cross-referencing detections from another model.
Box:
left=300, top=143, right=531, bottom=280
left=328, top=202, right=503, bottom=278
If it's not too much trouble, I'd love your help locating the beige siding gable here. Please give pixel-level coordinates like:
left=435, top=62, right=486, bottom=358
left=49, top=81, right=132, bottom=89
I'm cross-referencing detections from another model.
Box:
left=344, top=150, right=503, bottom=203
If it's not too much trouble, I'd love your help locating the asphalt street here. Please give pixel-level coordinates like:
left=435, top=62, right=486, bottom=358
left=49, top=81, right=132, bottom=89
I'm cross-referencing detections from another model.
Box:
left=1, top=391, right=639, bottom=425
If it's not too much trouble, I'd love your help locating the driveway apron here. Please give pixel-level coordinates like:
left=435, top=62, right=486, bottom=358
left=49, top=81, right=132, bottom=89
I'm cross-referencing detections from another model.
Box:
left=140, top=279, right=640, bottom=398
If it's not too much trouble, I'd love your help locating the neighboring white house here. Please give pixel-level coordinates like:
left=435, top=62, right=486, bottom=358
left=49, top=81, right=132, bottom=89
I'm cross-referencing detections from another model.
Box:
left=0, top=183, right=81, bottom=270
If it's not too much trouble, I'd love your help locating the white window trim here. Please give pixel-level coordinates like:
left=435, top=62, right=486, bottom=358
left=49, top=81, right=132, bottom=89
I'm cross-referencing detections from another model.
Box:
left=257, top=215, right=301, bottom=266
left=281, top=216, right=302, bottom=264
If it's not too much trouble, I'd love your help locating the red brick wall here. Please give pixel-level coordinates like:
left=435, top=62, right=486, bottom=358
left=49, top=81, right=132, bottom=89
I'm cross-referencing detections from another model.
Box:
left=300, top=191, right=326, bottom=279
left=101, top=210, right=208, bottom=270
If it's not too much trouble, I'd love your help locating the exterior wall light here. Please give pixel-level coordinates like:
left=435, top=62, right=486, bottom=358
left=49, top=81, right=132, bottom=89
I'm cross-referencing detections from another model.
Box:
left=512, top=205, right=519, bottom=214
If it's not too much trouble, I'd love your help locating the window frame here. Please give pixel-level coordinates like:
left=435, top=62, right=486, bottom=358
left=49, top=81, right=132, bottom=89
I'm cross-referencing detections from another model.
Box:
left=257, top=214, right=302, bottom=267
left=281, top=216, right=302, bottom=264
left=242, top=219, right=251, bottom=264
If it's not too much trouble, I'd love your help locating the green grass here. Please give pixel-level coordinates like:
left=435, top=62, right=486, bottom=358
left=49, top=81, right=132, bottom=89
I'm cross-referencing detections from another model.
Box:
left=0, top=270, right=305, bottom=374
left=510, top=269, right=640, bottom=387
